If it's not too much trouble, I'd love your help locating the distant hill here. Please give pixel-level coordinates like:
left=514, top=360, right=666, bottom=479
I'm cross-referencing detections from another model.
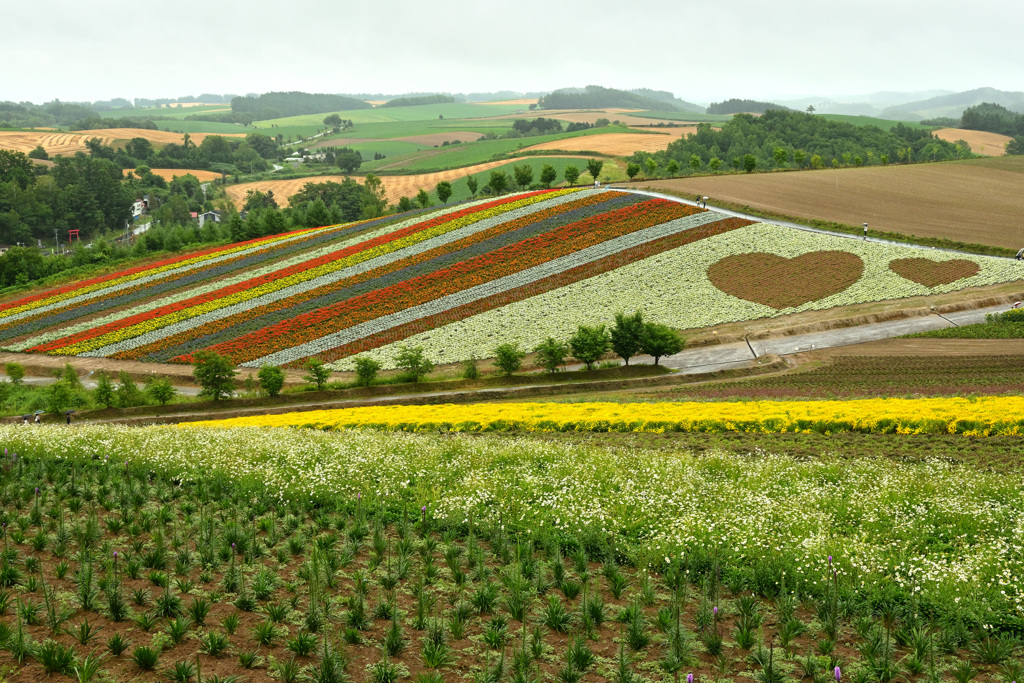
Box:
left=381, top=94, right=455, bottom=108
left=706, top=99, right=793, bottom=115
left=880, top=88, right=1024, bottom=121
left=538, top=85, right=683, bottom=111
left=629, top=89, right=702, bottom=113
left=231, top=92, right=371, bottom=120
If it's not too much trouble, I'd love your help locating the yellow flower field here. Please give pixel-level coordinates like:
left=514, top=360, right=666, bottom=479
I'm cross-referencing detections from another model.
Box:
left=185, top=397, right=1024, bottom=436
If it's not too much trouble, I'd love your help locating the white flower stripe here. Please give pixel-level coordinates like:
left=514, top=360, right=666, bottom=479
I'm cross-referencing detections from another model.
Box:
left=245, top=211, right=724, bottom=367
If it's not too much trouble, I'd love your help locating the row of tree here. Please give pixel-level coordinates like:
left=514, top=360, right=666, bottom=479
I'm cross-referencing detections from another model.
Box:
left=960, top=103, right=1024, bottom=152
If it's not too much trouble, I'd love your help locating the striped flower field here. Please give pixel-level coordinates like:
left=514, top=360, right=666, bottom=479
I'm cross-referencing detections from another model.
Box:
left=2, top=187, right=1021, bottom=369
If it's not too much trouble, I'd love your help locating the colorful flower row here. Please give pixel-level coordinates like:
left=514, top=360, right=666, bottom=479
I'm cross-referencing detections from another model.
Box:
left=8, top=201, right=483, bottom=351
left=121, top=191, right=632, bottom=362
left=192, top=199, right=695, bottom=365
left=236, top=201, right=711, bottom=368
left=345, top=221, right=1024, bottom=369
left=33, top=191, right=578, bottom=356
left=186, top=397, right=1024, bottom=436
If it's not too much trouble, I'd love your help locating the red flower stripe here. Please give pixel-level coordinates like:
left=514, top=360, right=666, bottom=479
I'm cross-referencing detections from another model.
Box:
left=28, top=192, right=546, bottom=353
left=182, top=199, right=695, bottom=364
left=286, top=217, right=754, bottom=367
left=113, top=192, right=617, bottom=360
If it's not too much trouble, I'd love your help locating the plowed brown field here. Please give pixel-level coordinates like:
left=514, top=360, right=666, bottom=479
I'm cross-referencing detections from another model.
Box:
left=933, top=128, right=1011, bottom=156
left=636, top=158, right=1024, bottom=249
left=224, top=156, right=591, bottom=207
left=0, top=128, right=244, bottom=156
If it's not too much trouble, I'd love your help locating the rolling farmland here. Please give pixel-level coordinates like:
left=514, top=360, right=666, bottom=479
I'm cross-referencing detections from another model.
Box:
left=636, top=157, right=1024, bottom=248
left=0, top=127, right=243, bottom=155
left=933, top=127, right=1012, bottom=155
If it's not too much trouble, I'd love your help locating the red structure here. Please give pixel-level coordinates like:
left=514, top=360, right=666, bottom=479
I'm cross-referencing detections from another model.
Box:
left=68, top=229, right=80, bottom=242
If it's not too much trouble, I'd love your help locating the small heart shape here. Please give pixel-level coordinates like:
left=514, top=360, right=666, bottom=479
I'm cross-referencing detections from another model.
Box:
left=889, top=258, right=979, bottom=287
left=708, top=251, right=864, bottom=309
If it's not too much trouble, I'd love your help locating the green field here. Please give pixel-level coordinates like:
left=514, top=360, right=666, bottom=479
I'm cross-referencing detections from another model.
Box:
left=816, top=114, right=936, bottom=130
left=316, top=118, right=513, bottom=142
left=638, top=110, right=734, bottom=123
left=157, top=120, right=256, bottom=135
left=363, top=126, right=640, bottom=173
left=256, top=101, right=527, bottom=130
left=130, top=104, right=233, bottom=120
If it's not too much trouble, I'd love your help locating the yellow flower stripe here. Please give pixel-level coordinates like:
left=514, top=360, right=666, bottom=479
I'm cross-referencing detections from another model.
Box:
left=184, top=397, right=1024, bottom=437
left=55, top=191, right=576, bottom=355
left=0, top=225, right=332, bottom=321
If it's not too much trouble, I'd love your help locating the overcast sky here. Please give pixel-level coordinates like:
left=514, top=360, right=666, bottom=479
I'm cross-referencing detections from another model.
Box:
left=4, top=0, right=1020, bottom=105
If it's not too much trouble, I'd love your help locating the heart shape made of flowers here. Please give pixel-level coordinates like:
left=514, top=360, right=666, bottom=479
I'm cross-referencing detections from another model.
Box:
left=707, top=251, right=864, bottom=309
left=889, top=258, right=980, bottom=287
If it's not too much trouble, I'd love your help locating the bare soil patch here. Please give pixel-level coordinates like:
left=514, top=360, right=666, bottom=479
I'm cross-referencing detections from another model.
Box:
left=144, top=168, right=221, bottom=182
left=933, top=127, right=1011, bottom=156
left=636, top=160, right=1024, bottom=249
left=889, top=257, right=979, bottom=286
left=523, top=132, right=676, bottom=155
left=708, top=251, right=864, bottom=309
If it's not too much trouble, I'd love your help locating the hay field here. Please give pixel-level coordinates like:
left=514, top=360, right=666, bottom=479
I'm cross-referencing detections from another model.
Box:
left=522, top=131, right=680, bottom=154
left=225, top=157, right=589, bottom=207
left=933, top=128, right=1011, bottom=156
left=637, top=159, right=1024, bottom=249
left=0, top=128, right=243, bottom=156
left=144, top=168, right=221, bottom=182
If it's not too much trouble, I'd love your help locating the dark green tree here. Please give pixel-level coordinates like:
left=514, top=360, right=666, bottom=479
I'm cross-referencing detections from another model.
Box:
left=304, top=359, right=331, bottom=391
left=47, top=380, right=74, bottom=416
left=569, top=325, right=611, bottom=371
left=564, top=165, right=580, bottom=186
left=353, top=357, right=381, bottom=387
left=4, top=362, right=24, bottom=385
left=540, top=164, right=558, bottom=188
left=397, top=196, right=414, bottom=212
left=641, top=323, right=684, bottom=365
left=1007, top=136, right=1024, bottom=155
left=742, top=154, right=757, bottom=173
left=626, top=163, right=640, bottom=180
left=513, top=165, right=534, bottom=189
left=610, top=311, right=645, bottom=366
left=395, top=346, right=433, bottom=383
left=435, top=181, right=453, bottom=204
left=666, top=159, right=680, bottom=175
left=493, top=343, right=526, bottom=376
left=115, top=372, right=145, bottom=408
left=416, top=189, right=432, bottom=208
left=487, top=171, right=509, bottom=195
left=257, top=365, right=284, bottom=398
left=27, top=145, right=48, bottom=160
left=533, top=337, right=569, bottom=373
left=93, top=372, right=115, bottom=408
left=193, top=350, right=237, bottom=401
left=145, top=377, right=177, bottom=406
left=466, top=175, right=479, bottom=196
left=586, top=159, right=604, bottom=182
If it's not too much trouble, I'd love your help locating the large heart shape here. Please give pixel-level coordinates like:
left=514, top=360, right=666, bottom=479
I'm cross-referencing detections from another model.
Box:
left=889, top=258, right=979, bottom=287
left=708, top=251, right=864, bottom=309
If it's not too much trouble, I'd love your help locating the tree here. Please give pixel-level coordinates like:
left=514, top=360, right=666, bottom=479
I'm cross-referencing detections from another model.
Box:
left=610, top=311, right=645, bottom=365
left=323, top=113, right=343, bottom=130
left=774, top=147, right=788, bottom=167
left=626, top=163, right=640, bottom=180
left=353, top=357, right=381, bottom=387
left=48, top=380, right=75, bottom=416
left=397, top=196, right=414, bottom=212
left=666, top=160, right=680, bottom=176
left=1007, top=136, right=1024, bottom=155
left=27, top=145, right=49, bottom=160
left=540, top=164, right=557, bottom=188
left=116, top=372, right=144, bottom=408
left=193, top=350, right=237, bottom=401
left=395, top=346, right=433, bottom=383
left=466, top=176, right=479, bottom=197
left=806, top=105, right=816, bottom=114
left=361, top=174, right=388, bottom=218
left=586, top=159, right=604, bottom=183
left=513, top=165, right=534, bottom=189
left=304, top=359, right=331, bottom=391
left=564, top=165, right=580, bottom=186
left=336, top=150, right=362, bottom=173
left=709, top=157, right=721, bottom=172
left=258, top=364, right=285, bottom=398
left=742, top=154, right=757, bottom=173
left=416, top=189, right=432, bottom=208
left=689, top=154, right=702, bottom=172
left=569, top=324, right=611, bottom=371
left=641, top=323, right=684, bottom=365
left=4, top=362, right=24, bottom=385
left=493, top=343, right=526, bottom=376
left=304, top=198, right=331, bottom=227
left=533, top=337, right=568, bottom=373
left=435, top=181, right=453, bottom=204
left=93, top=372, right=115, bottom=408
left=645, top=157, right=658, bottom=177
left=145, top=377, right=177, bottom=406
left=487, top=171, right=508, bottom=195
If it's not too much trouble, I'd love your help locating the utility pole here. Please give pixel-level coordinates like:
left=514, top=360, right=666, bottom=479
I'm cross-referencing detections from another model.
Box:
left=54, top=228, right=59, bottom=254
